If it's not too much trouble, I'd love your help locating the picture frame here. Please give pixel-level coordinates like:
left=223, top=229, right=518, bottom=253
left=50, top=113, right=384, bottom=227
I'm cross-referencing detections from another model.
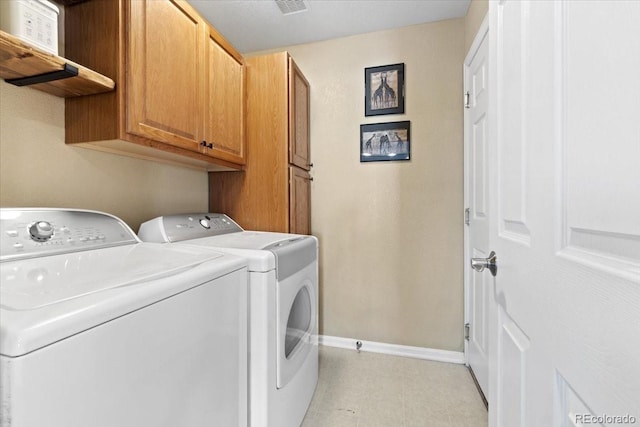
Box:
left=360, top=121, right=411, bottom=162
left=364, top=63, right=405, bottom=116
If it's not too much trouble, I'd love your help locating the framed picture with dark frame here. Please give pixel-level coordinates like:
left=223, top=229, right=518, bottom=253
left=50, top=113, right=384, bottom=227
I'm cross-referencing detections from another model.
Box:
left=360, top=121, right=410, bottom=162
left=365, top=63, right=405, bottom=116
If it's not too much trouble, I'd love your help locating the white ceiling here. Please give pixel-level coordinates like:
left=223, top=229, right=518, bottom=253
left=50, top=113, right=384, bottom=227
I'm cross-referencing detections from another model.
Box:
left=188, top=0, right=471, bottom=54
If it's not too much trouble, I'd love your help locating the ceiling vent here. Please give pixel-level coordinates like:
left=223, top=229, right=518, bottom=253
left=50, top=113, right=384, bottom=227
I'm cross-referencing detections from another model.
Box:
left=275, top=0, right=309, bottom=15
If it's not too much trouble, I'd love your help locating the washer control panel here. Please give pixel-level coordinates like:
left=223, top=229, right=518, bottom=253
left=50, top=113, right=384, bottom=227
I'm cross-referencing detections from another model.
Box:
left=1, top=209, right=138, bottom=262
left=138, top=213, right=243, bottom=243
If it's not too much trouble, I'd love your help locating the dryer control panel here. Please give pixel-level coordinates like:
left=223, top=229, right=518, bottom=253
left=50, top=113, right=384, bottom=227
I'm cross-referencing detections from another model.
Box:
left=138, top=213, right=243, bottom=243
left=0, top=208, right=138, bottom=262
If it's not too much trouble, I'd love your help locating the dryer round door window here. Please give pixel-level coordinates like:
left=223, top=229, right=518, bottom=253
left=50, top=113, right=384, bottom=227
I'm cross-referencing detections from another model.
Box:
left=285, top=286, right=312, bottom=358
left=276, top=265, right=317, bottom=390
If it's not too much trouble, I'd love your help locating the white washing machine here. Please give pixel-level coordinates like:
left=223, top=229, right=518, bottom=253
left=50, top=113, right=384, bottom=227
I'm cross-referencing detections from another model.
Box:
left=138, top=213, right=318, bottom=427
left=0, top=208, right=248, bottom=427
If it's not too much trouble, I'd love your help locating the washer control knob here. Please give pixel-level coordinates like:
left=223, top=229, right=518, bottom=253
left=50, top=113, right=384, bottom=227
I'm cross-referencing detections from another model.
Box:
left=199, top=218, right=210, bottom=229
left=29, top=221, right=54, bottom=242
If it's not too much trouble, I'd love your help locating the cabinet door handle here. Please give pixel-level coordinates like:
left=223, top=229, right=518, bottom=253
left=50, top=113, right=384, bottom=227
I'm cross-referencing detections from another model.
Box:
left=207, top=143, right=213, bottom=149
left=308, top=163, right=314, bottom=168
left=201, top=140, right=207, bottom=147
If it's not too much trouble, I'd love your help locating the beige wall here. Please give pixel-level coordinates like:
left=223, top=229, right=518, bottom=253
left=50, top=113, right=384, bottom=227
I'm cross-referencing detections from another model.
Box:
left=464, top=0, right=489, bottom=53
left=0, top=81, right=208, bottom=230
left=277, top=19, right=465, bottom=351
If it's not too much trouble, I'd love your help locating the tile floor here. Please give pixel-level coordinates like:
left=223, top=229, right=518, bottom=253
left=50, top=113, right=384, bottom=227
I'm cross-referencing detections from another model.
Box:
left=301, top=346, right=488, bottom=427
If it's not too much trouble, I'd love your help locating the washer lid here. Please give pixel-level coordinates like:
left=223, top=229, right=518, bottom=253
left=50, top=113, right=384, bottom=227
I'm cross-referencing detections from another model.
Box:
left=0, top=243, right=242, bottom=357
left=180, top=231, right=306, bottom=272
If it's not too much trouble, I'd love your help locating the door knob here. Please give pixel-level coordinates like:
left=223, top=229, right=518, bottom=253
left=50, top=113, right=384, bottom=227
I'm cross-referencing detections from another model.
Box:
left=471, top=251, right=497, bottom=277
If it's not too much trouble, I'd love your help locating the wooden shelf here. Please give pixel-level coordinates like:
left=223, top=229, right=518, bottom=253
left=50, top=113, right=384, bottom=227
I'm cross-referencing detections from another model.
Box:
left=0, top=30, right=115, bottom=98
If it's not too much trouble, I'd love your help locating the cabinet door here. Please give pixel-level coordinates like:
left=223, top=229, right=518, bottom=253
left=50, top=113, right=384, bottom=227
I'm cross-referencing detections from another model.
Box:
left=127, top=0, right=203, bottom=152
left=203, top=28, right=245, bottom=165
left=289, top=166, right=311, bottom=235
left=289, top=58, right=311, bottom=170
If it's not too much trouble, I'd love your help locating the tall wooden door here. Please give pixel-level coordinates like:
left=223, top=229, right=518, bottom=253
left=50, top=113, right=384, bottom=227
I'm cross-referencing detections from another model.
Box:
left=488, top=1, right=640, bottom=425
left=289, top=57, right=311, bottom=170
left=464, top=19, right=490, bottom=401
left=289, top=167, right=311, bottom=235
left=127, top=0, right=203, bottom=152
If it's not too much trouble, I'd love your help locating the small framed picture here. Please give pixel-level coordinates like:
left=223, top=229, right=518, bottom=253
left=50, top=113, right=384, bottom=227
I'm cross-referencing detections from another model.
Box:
left=360, top=121, right=410, bottom=162
left=365, top=63, right=405, bottom=116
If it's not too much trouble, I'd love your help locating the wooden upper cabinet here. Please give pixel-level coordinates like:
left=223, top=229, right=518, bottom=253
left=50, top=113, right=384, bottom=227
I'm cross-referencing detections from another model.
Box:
left=203, top=27, right=245, bottom=165
left=209, top=52, right=311, bottom=234
left=289, top=58, right=311, bottom=170
left=127, top=0, right=203, bottom=152
left=64, top=0, right=245, bottom=170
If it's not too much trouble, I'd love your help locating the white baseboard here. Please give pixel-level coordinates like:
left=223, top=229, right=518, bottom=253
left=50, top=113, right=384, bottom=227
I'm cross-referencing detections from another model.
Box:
left=318, top=335, right=465, bottom=364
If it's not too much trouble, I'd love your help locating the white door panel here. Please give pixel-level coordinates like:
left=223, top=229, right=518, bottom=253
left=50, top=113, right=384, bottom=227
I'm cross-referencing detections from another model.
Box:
left=489, top=0, right=640, bottom=426
left=465, top=18, right=490, bottom=400
left=496, top=306, right=530, bottom=427
left=557, top=0, right=640, bottom=280
left=497, top=0, right=532, bottom=243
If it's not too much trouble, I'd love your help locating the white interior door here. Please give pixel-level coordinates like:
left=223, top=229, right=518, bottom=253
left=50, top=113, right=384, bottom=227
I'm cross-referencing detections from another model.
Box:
left=464, top=17, right=490, bottom=401
left=488, top=1, right=640, bottom=426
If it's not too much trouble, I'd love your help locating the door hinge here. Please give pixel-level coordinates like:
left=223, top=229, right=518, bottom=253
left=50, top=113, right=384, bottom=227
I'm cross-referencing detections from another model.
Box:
left=464, top=91, right=470, bottom=109
left=464, top=323, right=470, bottom=340
left=464, top=208, right=470, bottom=226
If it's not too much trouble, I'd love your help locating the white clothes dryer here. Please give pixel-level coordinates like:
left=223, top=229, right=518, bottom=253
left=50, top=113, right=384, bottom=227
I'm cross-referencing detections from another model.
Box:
left=138, top=213, right=318, bottom=427
left=0, top=208, right=248, bottom=427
